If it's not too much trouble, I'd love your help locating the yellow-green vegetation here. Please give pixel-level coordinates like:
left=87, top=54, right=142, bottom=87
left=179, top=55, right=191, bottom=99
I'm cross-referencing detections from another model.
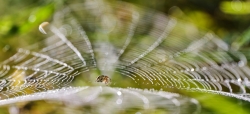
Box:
left=1, top=0, right=250, bottom=114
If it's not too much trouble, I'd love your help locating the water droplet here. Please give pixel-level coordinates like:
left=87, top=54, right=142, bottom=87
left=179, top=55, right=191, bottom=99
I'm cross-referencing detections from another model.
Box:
left=116, top=99, right=123, bottom=104
left=2, top=45, right=10, bottom=52
left=39, top=22, right=50, bottom=34
left=202, top=67, right=207, bottom=70
left=29, top=15, right=36, bottom=22
left=238, top=61, right=244, bottom=67
left=117, top=91, right=122, bottom=96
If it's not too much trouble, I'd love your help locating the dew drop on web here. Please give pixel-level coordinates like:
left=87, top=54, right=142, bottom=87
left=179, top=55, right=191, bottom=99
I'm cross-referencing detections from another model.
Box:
left=39, top=22, right=49, bottom=34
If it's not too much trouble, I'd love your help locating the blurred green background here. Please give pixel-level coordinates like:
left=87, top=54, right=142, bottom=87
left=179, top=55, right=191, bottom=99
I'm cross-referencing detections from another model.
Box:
left=1, top=0, right=250, bottom=114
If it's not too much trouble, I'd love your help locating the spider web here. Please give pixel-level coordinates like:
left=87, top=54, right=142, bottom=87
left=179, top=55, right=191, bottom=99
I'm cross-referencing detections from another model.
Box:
left=1, top=0, right=250, bottom=112
left=2, top=87, right=200, bottom=114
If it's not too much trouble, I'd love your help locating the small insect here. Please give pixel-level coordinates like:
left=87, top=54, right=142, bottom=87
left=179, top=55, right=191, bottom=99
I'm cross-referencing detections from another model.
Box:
left=96, top=75, right=111, bottom=85
left=39, top=22, right=50, bottom=34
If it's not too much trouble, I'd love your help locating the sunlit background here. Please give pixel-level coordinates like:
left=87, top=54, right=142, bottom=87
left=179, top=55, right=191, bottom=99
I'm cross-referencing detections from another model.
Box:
left=1, top=0, right=250, bottom=114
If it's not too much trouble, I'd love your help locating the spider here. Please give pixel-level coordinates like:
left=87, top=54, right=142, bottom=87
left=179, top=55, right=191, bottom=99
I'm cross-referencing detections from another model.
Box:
left=96, top=75, right=111, bottom=85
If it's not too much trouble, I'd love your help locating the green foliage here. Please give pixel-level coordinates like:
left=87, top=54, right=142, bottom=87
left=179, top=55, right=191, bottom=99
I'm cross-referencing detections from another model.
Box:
left=1, top=0, right=250, bottom=114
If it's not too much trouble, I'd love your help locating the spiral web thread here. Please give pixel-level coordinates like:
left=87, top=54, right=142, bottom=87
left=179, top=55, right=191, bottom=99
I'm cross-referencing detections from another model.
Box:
left=0, top=0, right=250, bottom=110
